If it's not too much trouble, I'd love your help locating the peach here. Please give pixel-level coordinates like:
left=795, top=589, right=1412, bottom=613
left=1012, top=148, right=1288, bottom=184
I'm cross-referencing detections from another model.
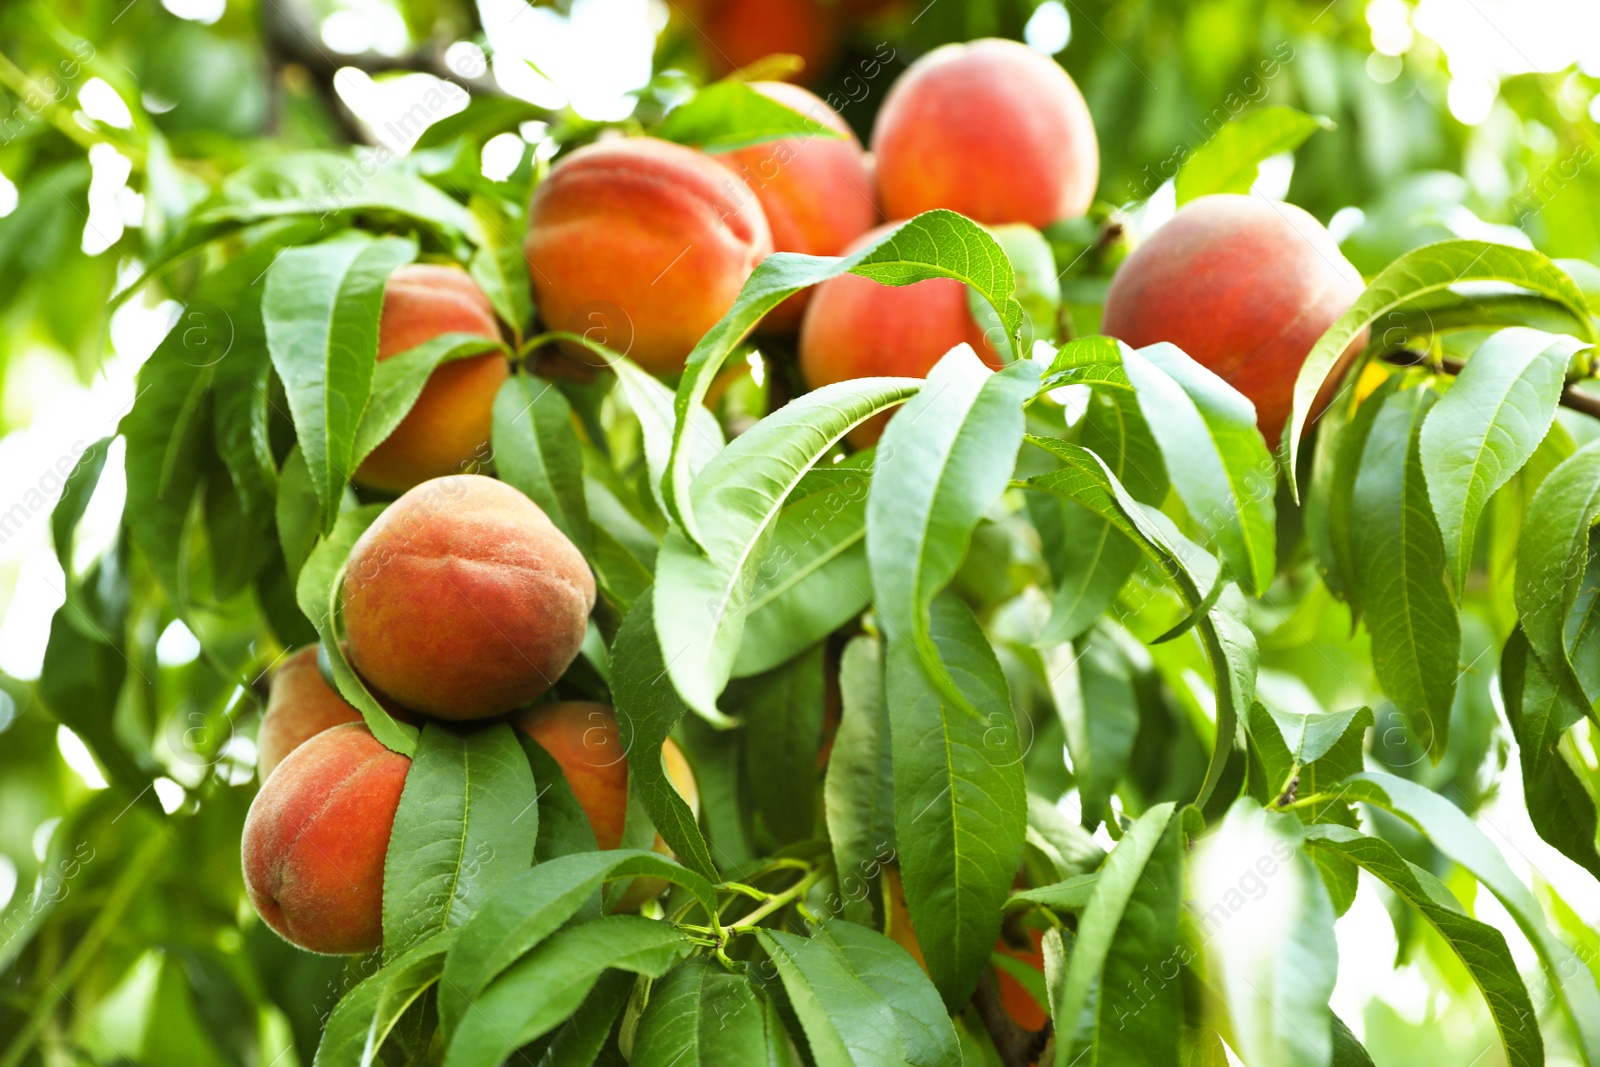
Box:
left=241, top=723, right=410, bottom=955
left=1100, top=194, right=1367, bottom=445
left=515, top=702, right=698, bottom=909
left=257, top=646, right=362, bottom=782
left=354, top=264, right=509, bottom=493
left=523, top=137, right=773, bottom=376
left=716, top=82, right=877, bottom=332
left=693, top=0, right=837, bottom=82
left=342, top=475, right=596, bottom=720
left=799, top=223, right=1001, bottom=444
left=871, top=38, right=1099, bottom=227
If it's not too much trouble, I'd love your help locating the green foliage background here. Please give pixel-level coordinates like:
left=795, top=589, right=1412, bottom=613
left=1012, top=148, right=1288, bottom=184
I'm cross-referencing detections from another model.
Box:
left=2, top=0, right=1600, bottom=1065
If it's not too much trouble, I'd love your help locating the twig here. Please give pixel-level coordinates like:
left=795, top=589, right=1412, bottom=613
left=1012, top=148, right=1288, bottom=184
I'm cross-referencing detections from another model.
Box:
left=971, top=970, right=1050, bottom=1067
left=1380, top=349, right=1600, bottom=420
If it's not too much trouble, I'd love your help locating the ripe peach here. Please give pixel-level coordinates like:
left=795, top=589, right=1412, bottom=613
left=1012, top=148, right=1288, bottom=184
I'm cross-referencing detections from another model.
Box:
left=1100, top=194, right=1367, bottom=445
left=241, top=723, right=409, bottom=955
left=871, top=38, right=1098, bottom=227
left=257, top=646, right=361, bottom=782
left=523, top=137, right=773, bottom=376
left=799, top=224, right=1001, bottom=444
left=694, top=0, right=837, bottom=81
left=354, top=264, right=508, bottom=493
left=716, top=82, right=877, bottom=332
left=515, top=702, right=698, bottom=909
left=342, top=475, right=596, bottom=720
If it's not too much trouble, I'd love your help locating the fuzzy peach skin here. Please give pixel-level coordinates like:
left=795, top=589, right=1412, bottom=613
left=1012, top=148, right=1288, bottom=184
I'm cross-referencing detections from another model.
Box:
left=694, top=0, right=837, bottom=81
left=241, top=723, right=409, bottom=955
left=717, top=82, right=877, bottom=332
left=341, top=475, right=596, bottom=720
left=799, top=223, right=1001, bottom=444
left=871, top=37, right=1099, bottom=227
left=353, top=264, right=509, bottom=493
left=1100, top=194, right=1368, bottom=446
left=523, top=137, right=773, bottom=376
left=516, top=702, right=698, bottom=910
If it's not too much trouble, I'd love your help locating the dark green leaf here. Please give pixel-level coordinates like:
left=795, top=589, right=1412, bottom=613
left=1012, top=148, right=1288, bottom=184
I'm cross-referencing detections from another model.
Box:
left=382, top=723, right=537, bottom=959
left=264, top=233, right=416, bottom=528
left=1350, top=383, right=1457, bottom=756
left=1420, top=327, right=1581, bottom=590
left=314, top=930, right=453, bottom=1067
left=442, top=916, right=692, bottom=1067
left=1287, top=240, right=1596, bottom=479
left=632, top=958, right=770, bottom=1064
left=727, top=645, right=824, bottom=847
left=611, top=589, right=721, bottom=881
left=1043, top=627, right=1138, bottom=830
left=1050, top=803, right=1182, bottom=1066
left=825, top=635, right=896, bottom=927
left=492, top=373, right=592, bottom=555
left=656, top=376, right=920, bottom=719
left=1303, top=825, right=1541, bottom=1067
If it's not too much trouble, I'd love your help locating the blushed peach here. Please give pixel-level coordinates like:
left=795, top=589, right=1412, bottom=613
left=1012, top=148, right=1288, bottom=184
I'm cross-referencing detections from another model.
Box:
left=342, top=475, right=596, bottom=720
left=354, top=264, right=508, bottom=493
left=524, top=137, right=773, bottom=376
left=257, top=646, right=362, bottom=782
left=717, top=82, right=877, bottom=332
left=241, top=723, right=409, bottom=955
left=1100, top=194, right=1367, bottom=445
left=871, top=38, right=1098, bottom=227
left=799, top=224, right=1001, bottom=444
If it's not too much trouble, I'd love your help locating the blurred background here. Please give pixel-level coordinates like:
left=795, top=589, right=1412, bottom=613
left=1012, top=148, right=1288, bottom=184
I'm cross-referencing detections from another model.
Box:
left=2, top=0, right=1599, bottom=1063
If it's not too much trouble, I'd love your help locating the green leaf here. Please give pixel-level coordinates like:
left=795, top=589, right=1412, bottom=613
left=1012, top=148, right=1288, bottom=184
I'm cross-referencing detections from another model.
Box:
left=51, top=438, right=112, bottom=631
left=1515, top=440, right=1600, bottom=718
left=1043, top=627, right=1138, bottom=829
left=1021, top=438, right=1257, bottom=807
left=610, top=589, right=721, bottom=880
left=733, top=464, right=873, bottom=678
left=1190, top=801, right=1336, bottom=1067
left=467, top=195, right=534, bottom=340
left=1007, top=873, right=1098, bottom=912
left=442, top=915, right=693, bottom=1067
left=1308, top=373, right=1402, bottom=611
left=656, top=376, right=920, bottom=719
left=294, top=504, right=419, bottom=756
left=887, top=595, right=1026, bottom=1009
left=382, top=723, right=537, bottom=959
left=1421, top=327, right=1582, bottom=590
left=351, top=332, right=508, bottom=470
left=1499, top=629, right=1600, bottom=882
left=655, top=79, right=843, bottom=152
left=1287, top=239, right=1597, bottom=480
left=1129, top=343, right=1278, bottom=595
left=276, top=445, right=322, bottom=586
left=491, top=373, right=592, bottom=556
left=518, top=736, right=600, bottom=863
left=757, top=921, right=960, bottom=1067
left=825, top=634, right=896, bottom=927
left=725, top=645, right=824, bottom=846
left=1340, top=770, right=1600, bottom=1062
left=1174, top=107, right=1332, bottom=203
left=1265, top=702, right=1371, bottom=767
left=667, top=210, right=1028, bottom=547
left=264, top=233, right=417, bottom=530
left=535, top=969, right=634, bottom=1066
left=437, top=849, right=716, bottom=1040
left=1303, top=825, right=1541, bottom=1067
left=1350, top=384, right=1458, bottom=756
left=1331, top=1013, right=1376, bottom=1066
left=314, top=930, right=454, bottom=1067
left=1050, top=803, right=1182, bottom=1066
left=632, top=958, right=771, bottom=1064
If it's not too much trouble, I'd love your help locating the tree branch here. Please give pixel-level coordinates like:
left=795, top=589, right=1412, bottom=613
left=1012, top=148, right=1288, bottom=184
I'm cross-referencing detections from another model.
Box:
left=971, top=970, right=1051, bottom=1067
left=1380, top=348, right=1600, bottom=421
